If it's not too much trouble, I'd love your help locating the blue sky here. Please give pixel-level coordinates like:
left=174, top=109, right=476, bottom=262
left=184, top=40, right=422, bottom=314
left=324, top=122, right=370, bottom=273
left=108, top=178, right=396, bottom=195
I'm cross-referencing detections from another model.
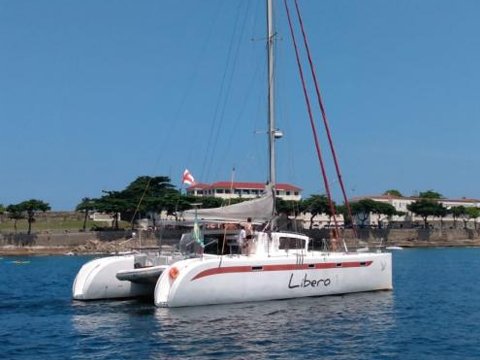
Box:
left=1, top=0, right=480, bottom=210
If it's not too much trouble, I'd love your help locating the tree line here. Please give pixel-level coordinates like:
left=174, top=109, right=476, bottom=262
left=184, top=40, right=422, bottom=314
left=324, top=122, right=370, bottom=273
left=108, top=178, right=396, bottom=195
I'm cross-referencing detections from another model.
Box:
left=278, top=189, right=480, bottom=229
left=1, top=177, right=479, bottom=234
left=0, top=176, right=243, bottom=234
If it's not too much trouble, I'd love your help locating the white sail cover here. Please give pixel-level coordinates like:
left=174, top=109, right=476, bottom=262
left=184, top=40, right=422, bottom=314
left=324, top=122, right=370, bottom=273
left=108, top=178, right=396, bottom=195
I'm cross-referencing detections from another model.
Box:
left=182, top=186, right=274, bottom=224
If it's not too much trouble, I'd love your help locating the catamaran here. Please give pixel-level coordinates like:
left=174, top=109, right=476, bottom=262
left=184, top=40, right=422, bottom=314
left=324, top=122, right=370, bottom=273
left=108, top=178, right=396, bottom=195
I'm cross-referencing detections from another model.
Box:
left=153, top=0, right=392, bottom=308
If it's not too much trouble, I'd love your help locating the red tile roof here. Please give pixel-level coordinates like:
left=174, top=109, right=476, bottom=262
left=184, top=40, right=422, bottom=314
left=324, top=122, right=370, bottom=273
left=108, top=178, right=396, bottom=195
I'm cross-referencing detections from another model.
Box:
left=186, top=183, right=210, bottom=190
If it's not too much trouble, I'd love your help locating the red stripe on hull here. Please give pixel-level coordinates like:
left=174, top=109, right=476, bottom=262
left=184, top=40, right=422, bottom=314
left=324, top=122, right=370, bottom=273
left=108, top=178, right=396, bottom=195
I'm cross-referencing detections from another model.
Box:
left=191, top=261, right=373, bottom=281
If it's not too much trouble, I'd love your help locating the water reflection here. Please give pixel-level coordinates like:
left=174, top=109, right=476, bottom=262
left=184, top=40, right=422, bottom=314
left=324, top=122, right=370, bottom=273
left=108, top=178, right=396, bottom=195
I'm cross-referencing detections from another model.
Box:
left=71, top=299, right=160, bottom=359
left=151, top=292, right=395, bottom=359
left=71, top=299, right=154, bottom=333
left=70, top=292, right=394, bottom=359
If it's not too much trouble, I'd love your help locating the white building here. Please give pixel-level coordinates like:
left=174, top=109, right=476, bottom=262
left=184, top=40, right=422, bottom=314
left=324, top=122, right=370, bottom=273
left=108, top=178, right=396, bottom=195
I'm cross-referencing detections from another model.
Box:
left=351, top=194, right=480, bottom=227
left=186, top=181, right=302, bottom=201
left=89, top=212, right=116, bottom=226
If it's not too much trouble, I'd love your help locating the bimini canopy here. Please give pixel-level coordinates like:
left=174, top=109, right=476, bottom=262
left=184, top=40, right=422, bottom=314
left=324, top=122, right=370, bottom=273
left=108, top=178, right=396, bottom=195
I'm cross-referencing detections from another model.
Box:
left=182, top=185, right=274, bottom=224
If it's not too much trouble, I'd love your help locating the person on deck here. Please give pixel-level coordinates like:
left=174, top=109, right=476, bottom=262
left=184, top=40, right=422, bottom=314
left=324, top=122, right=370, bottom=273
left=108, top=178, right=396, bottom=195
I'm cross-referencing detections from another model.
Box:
left=243, top=217, right=253, bottom=255
left=237, top=225, right=246, bottom=254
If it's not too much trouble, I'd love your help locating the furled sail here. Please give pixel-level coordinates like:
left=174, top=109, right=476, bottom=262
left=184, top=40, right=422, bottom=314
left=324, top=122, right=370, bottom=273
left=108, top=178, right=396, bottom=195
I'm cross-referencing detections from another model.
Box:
left=182, top=185, right=274, bottom=224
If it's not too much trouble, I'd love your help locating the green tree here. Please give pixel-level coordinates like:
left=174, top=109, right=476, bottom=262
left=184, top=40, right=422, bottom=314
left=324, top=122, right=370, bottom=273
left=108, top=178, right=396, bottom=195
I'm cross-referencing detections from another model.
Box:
left=76, top=197, right=96, bottom=231
left=17, top=199, right=51, bottom=234
left=350, top=199, right=378, bottom=227
left=94, top=191, right=129, bottom=229
left=466, top=207, right=480, bottom=230
left=450, top=206, right=467, bottom=228
left=375, top=202, right=397, bottom=217
left=407, top=199, right=446, bottom=228
left=384, top=189, right=403, bottom=197
left=349, top=199, right=399, bottom=228
left=90, top=176, right=180, bottom=229
left=418, top=190, right=443, bottom=199
left=6, top=204, right=25, bottom=233
left=303, top=195, right=335, bottom=229
left=276, top=199, right=306, bottom=218
left=123, top=176, right=178, bottom=220
left=336, top=204, right=351, bottom=226
left=375, top=202, right=399, bottom=227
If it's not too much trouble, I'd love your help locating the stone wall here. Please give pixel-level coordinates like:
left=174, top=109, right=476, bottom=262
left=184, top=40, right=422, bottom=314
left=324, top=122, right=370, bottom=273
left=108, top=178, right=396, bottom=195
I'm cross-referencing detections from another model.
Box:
left=304, top=228, right=480, bottom=248
left=0, top=228, right=185, bottom=248
left=1, top=227, right=480, bottom=255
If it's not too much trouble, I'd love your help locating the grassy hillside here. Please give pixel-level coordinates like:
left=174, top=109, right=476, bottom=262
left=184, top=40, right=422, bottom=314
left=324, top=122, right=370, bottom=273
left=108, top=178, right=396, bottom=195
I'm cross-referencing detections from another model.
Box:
left=0, top=213, right=130, bottom=233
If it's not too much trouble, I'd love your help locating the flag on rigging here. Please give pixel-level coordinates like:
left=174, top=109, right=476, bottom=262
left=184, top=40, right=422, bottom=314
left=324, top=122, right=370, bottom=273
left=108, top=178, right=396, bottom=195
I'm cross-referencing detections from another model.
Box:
left=182, top=169, right=196, bottom=186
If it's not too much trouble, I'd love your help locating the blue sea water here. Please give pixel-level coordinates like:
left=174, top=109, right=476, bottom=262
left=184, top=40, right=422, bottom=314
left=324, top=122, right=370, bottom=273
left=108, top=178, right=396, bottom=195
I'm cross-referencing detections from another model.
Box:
left=1, top=249, right=479, bottom=359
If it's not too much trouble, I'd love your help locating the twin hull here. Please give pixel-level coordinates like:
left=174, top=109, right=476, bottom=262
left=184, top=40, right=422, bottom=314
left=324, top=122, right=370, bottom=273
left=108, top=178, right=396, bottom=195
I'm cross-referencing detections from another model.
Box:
left=154, top=252, right=392, bottom=307
left=72, top=256, right=154, bottom=300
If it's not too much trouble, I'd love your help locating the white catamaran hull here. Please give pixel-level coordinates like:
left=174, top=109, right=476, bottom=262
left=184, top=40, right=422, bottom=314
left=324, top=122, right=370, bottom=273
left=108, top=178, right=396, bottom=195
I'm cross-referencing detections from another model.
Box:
left=72, top=255, right=157, bottom=300
left=71, top=231, right=233, bottom=301
left=154, top=252, right=392, bottom=307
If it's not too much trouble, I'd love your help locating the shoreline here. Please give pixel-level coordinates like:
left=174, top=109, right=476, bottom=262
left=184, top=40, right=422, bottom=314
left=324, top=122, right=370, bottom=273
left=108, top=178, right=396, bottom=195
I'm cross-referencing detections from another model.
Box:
left=2, top=240, right=479, bottom=257
left=2, top=227, right=480, bottom=256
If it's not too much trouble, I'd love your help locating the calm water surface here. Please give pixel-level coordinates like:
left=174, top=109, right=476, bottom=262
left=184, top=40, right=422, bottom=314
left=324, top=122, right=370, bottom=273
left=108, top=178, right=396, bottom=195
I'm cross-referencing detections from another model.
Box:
left=1, top=248, right=479, bottom=359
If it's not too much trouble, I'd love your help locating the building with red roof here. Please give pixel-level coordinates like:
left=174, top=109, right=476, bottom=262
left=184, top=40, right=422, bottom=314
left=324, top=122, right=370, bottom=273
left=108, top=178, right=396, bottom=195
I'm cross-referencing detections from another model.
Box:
left=186, top=181, right=302, bottom=201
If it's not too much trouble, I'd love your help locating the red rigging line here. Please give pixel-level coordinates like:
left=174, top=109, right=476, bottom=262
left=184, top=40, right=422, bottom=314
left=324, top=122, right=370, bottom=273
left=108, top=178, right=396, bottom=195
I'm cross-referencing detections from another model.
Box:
left=283, top=0, right=340, bottom=240
left=292, top=0, right=357, bottom=238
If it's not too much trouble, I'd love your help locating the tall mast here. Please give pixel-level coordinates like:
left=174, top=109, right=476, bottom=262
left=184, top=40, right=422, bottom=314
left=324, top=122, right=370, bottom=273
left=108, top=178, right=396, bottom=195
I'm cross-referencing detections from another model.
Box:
left=267, top=0, right=276, bottom=213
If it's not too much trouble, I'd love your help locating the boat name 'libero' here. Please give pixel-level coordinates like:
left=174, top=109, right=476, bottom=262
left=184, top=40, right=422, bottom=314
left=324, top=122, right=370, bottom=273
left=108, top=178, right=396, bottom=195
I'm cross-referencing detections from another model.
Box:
left=288, top=273, right=331, bottom=289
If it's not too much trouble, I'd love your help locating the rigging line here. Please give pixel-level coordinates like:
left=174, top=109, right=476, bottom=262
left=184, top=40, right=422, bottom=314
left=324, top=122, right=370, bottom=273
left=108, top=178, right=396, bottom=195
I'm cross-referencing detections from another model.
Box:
left=151, top=1, right=225, bottom=177
left=129, top=177, right=153, bottom=230
left=217, top=4, right=259, bottom=183
left=283, top=0, right=341, bottom=241
left=225, top=56, right=263, bottom=174
left=293, top=0, right=357, bottom=242
left=221, top=167, right=237, bottom=256
left=201, top=1, right=249, bottom=182
left=275, top=35, right=298, bottom=187
left=181, top=1, right=227, bottom=168
left=209, top=1, right=252, bottom=182
left=246, top=57, right=268, bottom=181
left=250, top=0, right=261, bottom=42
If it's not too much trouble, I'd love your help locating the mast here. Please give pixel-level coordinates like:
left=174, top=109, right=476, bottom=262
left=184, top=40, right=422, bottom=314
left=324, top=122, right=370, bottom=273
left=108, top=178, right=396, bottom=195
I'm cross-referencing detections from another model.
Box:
left=267, top=0, right=276, bottom=215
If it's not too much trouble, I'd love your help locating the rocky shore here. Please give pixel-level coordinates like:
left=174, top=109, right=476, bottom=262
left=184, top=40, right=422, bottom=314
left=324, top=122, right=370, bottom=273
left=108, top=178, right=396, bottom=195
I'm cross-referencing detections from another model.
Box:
left=1, top=227, right=479, bottom=256
left=0, top=229, right=177, bottom=256
left=0, top=239, right=147, bottom=256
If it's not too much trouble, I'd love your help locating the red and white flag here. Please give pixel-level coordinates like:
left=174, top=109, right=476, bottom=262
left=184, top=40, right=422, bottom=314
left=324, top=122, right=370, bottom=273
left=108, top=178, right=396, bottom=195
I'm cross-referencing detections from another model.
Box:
left=182, top=169, right=196, bottom=186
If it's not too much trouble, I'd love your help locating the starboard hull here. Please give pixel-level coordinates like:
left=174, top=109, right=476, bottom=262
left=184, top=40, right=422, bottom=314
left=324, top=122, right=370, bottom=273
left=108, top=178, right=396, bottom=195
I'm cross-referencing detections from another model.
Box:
left=154, top=252, right=392, bottom=307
